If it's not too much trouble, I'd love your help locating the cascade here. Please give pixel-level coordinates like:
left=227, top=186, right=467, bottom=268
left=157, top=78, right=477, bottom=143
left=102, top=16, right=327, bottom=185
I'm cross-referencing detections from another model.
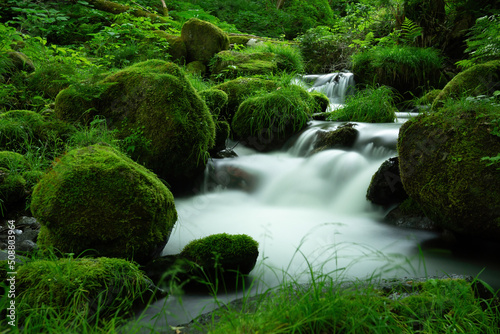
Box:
left=298, top=72, right=355, bottom=110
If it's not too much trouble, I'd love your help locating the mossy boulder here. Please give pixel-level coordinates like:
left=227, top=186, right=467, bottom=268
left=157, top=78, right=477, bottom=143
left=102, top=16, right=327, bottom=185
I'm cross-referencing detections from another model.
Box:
left=31, top=144, right=177, bottom=263
left=228, top=34, right=252, bottom=46
left=398, top=101, right=500, bottom=241
left=0, top=151, right=29, bottom=211
left=16, top=257, right=157, bottom=320
left=311, top=123, right=359, bottom=154
left=198, top=88, right=228, bottom=117
left=5, top=51, right=35, bottom=73
left=181, top=233, right=259, bottom=276
left=433, top=60, right=500, bottom=105
left=310, top=91, right=330, bottom=114
left=211, top=120, right=231, bottom=154
left=232, top=85, right=314, bottom=151
left=151, top=31, right=187, bottom=63
left=214, top=77, right=279, bottom=123
left=210, top=51, right=280, bottom=81
left=185, top=61, right=207, bottom=75
left=26, top=62, right=76, bottom=99
left=181, top=18, right=230, bottom=64
left=54, top=60, right=215, bottom=192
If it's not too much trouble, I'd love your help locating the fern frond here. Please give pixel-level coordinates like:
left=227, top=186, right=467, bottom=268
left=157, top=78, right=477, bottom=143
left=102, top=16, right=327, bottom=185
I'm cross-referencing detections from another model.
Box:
left=401, top=17, right=422, bottom=44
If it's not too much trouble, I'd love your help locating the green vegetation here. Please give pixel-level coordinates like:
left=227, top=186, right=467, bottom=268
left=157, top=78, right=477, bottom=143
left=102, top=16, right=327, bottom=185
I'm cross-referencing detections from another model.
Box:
left=232, top=85, right=314, bottom=151
left=327, top=85, right=397, bottom=123
left=31, top=144, right=177, bottom=264
left=203, top=277, right=499, bottom=333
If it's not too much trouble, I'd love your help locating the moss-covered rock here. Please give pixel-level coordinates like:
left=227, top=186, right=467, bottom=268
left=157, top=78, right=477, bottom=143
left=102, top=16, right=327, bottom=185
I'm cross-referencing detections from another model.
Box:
left=26, top=62, right=76, bottom=99
left=54, top=60, right=215, bottom=192
left=198, top=88, right=228, bottom=117
left=398, top=101, right=500, bottom=241
left=151, top=31, right=187, bottom=63
left=185, top=60, right=207, bottom=75
left=0, top=151, right=29, bottom=212
left=418, top=89, right=442, bottom=105
left=181, top=18, right=230, bottom=64
left=31, top=144, right=177, bottom=263
left=210, top=51, right=279, bottom=81
left=16, top=257, right=157, bottom=320
left=311, top=123, right=359, bottom=154
left=5, top=51, right=35, bottom=73
left=181, top=233, right=259, bottom=276
left=433, top=60, right=500, bottom=105
left=232, top=85, right=314, bottom=151
left=310, top=91, right=330, bottom=114
left=214, top=77, right=279, bottom=123
left=211, top=120, right=231, bottom=154
left=228, top=34, right=252, bottom=46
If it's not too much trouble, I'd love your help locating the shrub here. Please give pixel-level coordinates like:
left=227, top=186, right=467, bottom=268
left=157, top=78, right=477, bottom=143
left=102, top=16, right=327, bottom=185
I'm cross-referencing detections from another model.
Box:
left=352, top=46, right=444, bottom=98
left=327, top=85, right=397, bottom=123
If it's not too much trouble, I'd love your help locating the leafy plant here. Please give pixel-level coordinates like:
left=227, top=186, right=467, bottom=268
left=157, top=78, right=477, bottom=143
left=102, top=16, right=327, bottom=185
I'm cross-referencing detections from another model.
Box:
left=400, top=17, right=422, bottom=45
left=456, top=14, right=500, bottom=69
left=327, top=85, right=397, bottom=123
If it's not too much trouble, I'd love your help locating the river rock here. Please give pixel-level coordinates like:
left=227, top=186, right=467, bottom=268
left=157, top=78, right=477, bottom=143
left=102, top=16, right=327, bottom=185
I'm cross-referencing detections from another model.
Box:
left=181, top=18, right=230, bottom=64
left=366, top=157, right=408, bottom=206
left=311, top=123, right=359, bottom=154
left=54, top=60, right=215, bottom=193
left=30, top=144, right=177, bottom=264
left=398, top=101, right=500, bottom=242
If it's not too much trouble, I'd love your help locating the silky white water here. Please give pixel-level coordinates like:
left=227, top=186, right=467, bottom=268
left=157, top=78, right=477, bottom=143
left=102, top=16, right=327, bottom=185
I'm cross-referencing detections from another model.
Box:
left=134, top=74, right=500, bottom=329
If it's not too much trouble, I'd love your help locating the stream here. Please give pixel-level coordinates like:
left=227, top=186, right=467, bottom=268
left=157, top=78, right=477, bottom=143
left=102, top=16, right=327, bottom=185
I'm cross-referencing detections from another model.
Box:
left=133, top=74, right=500, bottom=330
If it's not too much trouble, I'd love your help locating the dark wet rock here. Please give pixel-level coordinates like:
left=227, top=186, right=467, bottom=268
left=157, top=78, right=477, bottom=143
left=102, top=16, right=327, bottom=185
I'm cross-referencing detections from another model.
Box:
left=310, top=123, right=358, bottom=154
left=211, top=148, right=238, bottom=159
left=206, top=162, right=258, bottom=192
left=367, top=157, right=408, bottom=206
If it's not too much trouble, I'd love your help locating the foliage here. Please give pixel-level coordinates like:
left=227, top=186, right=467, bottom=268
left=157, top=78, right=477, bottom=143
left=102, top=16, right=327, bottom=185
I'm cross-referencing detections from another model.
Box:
left=456, top=14, right=500, bottom=69
left=84, top=13, right=172, bottom=69
left=352, top=45, right=444, bottom=98
left=328, top=85, right=397, bottom=123
left=242, top=42, right=305, bottom=74
left=296, top=26, right=353, bottom=73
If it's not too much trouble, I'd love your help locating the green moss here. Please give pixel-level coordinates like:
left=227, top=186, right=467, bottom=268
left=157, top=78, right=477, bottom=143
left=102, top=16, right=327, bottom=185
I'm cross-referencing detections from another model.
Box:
left=54, top=60, right=216, bottom=192
left=198, top=88, right=228, bottom=117
left=0, top=151, right=29, bottom=170
left=309, top=91, right=330, bottom=113
left=181, top=233, right=259, bottom=275
left=151, top=31, right=187, bottom=63
left=433, top=60, right=500, bottom=105
left=214, top=77, right=279, bottom=123
left=26, top=62, right=76, bottom=99
left=16, top=257, right=154, bottom=320
left=398, top=197, right=425, bottom=216
left=232, top=85, right=313, bottom=151
left=210, top=51, right=279, bottom=81
left=418, top=89, right=442, bottom=105
left=181, top=18, right=230, bottom=64
left=229, top=35, right=252, bottom=45
left=212, top=120, right=230, bottom=152
left=398, top=99, right=500, bottom=240
left=185, top=61, right=207, bottom=75
left=31, top=144, right=177, bottom=263
left=0, top=167, right=27, bottom=209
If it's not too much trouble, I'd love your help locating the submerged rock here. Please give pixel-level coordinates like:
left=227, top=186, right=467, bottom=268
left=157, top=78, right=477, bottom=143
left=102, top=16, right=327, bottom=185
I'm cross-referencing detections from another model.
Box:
left=31, top=144, right=177, bottom=263
left=311, top=123, right=358, bottom=154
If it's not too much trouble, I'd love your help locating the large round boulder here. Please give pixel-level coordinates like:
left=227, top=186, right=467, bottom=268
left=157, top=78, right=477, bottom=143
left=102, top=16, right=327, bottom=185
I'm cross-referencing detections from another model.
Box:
left=398, top=101, right=500, bottom=241
left=54, top=60, right=215, bottom=192
left=30, top=144, right=177, bottom=263
left=181, top=18, right=230, bottom=64
left=433, top=60, right=500, bottom=105
left=366, top=157, right=408, bottom=206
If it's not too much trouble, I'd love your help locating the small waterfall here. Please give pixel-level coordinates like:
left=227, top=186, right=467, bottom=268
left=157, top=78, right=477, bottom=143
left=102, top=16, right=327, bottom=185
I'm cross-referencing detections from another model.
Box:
left=298, top=72, right=355, bottom=110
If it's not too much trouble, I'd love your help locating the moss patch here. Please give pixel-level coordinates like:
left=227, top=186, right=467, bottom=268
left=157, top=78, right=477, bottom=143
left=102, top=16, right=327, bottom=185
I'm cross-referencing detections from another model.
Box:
left=210, top=51, right=279, bottom=81
left=31, top=144, right=177, bottom=263
left=433, top=60, right=500, bottom=105
left=232, top=85, right=313, bottom=151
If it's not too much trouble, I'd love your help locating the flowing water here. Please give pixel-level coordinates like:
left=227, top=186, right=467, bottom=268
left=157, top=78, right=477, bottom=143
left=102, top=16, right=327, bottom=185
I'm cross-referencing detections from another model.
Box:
left=134, top=74, right=500, bottom=329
